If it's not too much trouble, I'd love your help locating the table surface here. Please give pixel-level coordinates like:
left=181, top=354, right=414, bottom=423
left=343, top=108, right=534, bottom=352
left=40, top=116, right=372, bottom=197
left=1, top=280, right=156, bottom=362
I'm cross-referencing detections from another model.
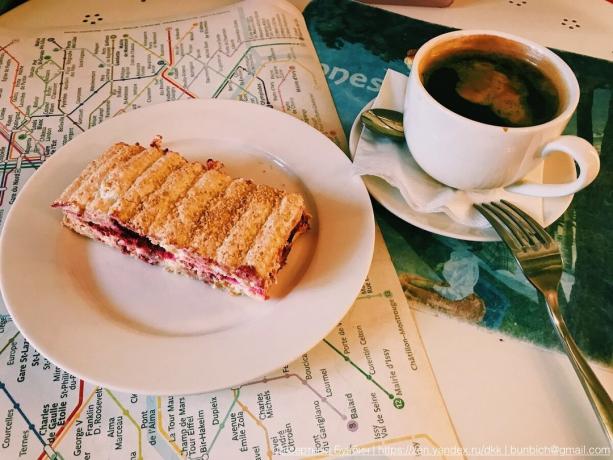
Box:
left=1, top=0, right=612, bottom=455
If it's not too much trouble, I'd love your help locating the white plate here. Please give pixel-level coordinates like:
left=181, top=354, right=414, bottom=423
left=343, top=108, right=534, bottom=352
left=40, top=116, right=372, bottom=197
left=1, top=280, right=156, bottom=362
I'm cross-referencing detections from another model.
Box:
left=349, top=100, right=575, bottom=242
left=0, top=99, right=374, bottom=395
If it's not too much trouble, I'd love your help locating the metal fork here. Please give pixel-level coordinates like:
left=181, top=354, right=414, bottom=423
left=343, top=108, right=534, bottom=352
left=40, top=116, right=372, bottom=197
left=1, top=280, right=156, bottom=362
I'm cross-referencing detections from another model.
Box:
left=475, top=200, right=613, bottom=446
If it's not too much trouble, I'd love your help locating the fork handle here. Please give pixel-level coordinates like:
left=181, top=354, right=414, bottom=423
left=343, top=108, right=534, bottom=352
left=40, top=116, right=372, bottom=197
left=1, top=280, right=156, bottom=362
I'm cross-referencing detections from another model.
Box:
left=545, top=290, right=613, bottom=446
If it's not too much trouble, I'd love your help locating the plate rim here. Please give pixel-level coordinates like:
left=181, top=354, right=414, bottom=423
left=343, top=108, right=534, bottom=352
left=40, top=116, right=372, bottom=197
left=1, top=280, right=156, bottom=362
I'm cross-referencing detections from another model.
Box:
left=0, top=99, right=375, bottom=394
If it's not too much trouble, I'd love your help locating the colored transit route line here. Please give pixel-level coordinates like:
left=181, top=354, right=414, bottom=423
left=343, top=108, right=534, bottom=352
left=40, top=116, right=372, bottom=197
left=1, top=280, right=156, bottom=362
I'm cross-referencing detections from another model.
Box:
left=205, top=371, right=354, bottom=458
left=211, top=42, right=302, bottom=98
left=157, top=396, right=186, bottom=458
left=0, top=380, right=64, bottom=459
left=40, top=386, right=98, bottom=460
left=0, top=331, right=19, bottom=356
left=0, top=319, right=63, bottom=460
left=87, top=36, right=116, bottom=128
left=36, top=380, right=85, bottom=460
left=323, top=339, right=405, bottom=410
left=0, top=332, right=54, bottom=455
left=241, top=373, right=347, bottom=421
left=236, top=398, right=273, bottom=460
left=162, top=28, right=196, bottom=98
left=206, top=388, right=240, bottom=457
left=105, top=389, right=144, bottom=460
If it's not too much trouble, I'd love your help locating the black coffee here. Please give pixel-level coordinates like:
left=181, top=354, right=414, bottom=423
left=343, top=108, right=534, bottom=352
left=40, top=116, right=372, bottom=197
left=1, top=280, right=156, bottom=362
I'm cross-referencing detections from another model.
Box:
left=423, top=51, right=560, bottom=127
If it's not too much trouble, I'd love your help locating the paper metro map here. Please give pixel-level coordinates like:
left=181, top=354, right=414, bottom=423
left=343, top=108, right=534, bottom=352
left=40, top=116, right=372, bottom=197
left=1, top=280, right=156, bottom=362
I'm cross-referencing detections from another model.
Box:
left=0, top=0, right=345, bottom=226
left=0, top=1, right=463, bottom=458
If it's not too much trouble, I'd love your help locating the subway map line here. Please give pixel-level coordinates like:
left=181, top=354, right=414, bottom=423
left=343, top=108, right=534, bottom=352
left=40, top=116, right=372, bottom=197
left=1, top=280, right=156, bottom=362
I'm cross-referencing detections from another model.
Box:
left=40, top=386, right=98, bottom=460
left=36, top=380, right=85, bottom=460
left=236, top=398, right=273, bottom=460
left=0, top=381, right=61, bottom=459
left=241, top=373, right=347, bottom=420
left=105, top=389, right=143, bottom=460
left=323, top=338, right=405, bottom=409
left=206, top=388, right=240, bottom=456
left=0, top=331, right=61, bottom=458
left=0, top=331, right=19, bottom=355
left=156, top=396, right=186, bottom=458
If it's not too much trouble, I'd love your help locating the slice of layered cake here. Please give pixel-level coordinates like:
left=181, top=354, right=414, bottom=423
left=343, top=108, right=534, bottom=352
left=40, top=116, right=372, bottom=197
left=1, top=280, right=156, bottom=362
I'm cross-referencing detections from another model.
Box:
left=52, top=137, right=310, bottom=299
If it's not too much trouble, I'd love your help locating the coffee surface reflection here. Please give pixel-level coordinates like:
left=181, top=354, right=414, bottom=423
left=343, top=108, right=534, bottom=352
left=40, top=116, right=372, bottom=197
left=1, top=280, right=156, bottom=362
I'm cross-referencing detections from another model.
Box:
left=423, top=51, right=560, bottom=127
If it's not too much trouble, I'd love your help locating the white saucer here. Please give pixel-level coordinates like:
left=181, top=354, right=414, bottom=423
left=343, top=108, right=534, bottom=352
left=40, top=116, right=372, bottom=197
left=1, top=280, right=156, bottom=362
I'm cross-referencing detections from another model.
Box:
left=349, top=100, right=576, bottom=242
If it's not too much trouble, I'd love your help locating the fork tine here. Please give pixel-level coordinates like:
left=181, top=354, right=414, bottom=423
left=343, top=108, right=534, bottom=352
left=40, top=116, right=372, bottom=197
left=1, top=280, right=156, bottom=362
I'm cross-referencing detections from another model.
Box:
left=490, top=202, right=539, bottom=246
left=500, top=199, right=553, bottom=245
left=482, top=203, right=531, bottom=248
left=474, top=203, right=522, bottom=250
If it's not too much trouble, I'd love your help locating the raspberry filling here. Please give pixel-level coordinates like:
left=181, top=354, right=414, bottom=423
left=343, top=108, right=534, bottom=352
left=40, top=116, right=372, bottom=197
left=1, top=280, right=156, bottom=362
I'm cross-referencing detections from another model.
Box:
left=72, top=212, right=308, bottom=300
left=86, top=220, right=174, bottom=263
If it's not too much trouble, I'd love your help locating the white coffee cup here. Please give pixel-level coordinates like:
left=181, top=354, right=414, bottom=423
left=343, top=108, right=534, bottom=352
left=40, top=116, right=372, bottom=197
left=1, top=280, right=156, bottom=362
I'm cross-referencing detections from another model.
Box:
left=404, top=30, right=600, bottom=196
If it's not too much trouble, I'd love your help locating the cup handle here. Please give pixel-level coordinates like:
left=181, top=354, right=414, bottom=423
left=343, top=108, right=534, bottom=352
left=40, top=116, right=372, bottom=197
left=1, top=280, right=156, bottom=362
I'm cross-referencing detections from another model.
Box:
left=504, top=135, right=600, bottom=198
